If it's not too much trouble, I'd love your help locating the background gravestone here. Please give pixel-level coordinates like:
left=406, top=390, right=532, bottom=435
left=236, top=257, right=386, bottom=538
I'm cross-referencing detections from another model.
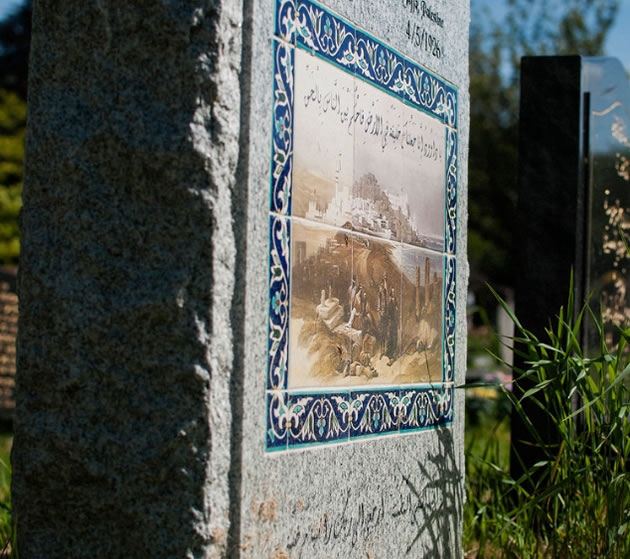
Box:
left=515, top=55, right=630, bottom=482
left=15, top=1, right=470, bottom=556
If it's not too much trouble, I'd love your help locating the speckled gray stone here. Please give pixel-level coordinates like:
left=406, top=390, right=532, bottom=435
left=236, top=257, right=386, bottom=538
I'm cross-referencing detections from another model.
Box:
left=15, top=1, right=242, bottom=556
left=238, top=2, right=469, bottom=557
left=15, top=0, right=469, bottom=557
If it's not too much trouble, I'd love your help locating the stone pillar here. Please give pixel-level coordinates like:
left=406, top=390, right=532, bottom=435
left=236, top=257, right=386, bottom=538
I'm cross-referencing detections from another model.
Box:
left=15, top=1, right=470, bottom=557
left=434, top=271, right=439, bottom=300
left=425, top=256, right=431, bottom=307
left=416, top=265, right=421, bottom=318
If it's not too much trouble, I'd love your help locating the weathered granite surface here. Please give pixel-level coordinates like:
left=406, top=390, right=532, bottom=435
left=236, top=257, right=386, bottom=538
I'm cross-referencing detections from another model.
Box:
left=15, top=0, right=469, bottom=557
left=15, top=1, right=242, bottom=556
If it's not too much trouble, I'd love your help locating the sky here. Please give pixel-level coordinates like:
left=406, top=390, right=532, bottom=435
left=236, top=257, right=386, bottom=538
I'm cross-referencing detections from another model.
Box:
left=477, top=0, right=630, bottom=70
left=606, top=1, right=630, bottom=69
left=0, top=0, right=20, bottom=19
left=0, top=0, right=627, bottom=67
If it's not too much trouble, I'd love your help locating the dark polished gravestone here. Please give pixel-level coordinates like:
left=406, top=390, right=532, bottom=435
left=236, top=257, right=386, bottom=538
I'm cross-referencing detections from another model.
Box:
left=514, top=55, right=630, bottom=482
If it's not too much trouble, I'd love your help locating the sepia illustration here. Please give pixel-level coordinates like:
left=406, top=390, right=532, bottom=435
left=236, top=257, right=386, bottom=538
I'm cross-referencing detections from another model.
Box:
left=288, top=221, right=443, bottom=388
left=291, top=49, right=446, bottom=251
left=398, top=247, right=443, bottom=383
left=353, top=77, right=446, bottom=251
left=288, top=220, right=353, bottom=388
left=292, top=48, right=355, bottom=229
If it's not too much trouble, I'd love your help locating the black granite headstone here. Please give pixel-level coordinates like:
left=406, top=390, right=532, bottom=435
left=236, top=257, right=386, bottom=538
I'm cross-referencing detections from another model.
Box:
left=513, top=55, right=630, bottom=483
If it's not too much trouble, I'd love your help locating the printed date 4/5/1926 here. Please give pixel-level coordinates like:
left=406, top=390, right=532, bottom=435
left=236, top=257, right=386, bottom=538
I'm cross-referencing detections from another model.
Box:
left=406, top=20, right=442, bottom=59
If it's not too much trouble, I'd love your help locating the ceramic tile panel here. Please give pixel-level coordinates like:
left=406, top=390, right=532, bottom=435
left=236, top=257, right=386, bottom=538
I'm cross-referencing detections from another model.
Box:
left=444, top=84, right=458, bottom=129
left=286, top=390, right=352, bottom=449
left=399, top=385, right=453, bottom=433
left=352, top=76, right=405, bottom=241
left=354, top=29, right=406, bottom=101
left=268, top=214, right=291, bottom=391
left=270, top=40, right=294, bottom=216
left=398, top=105, right=446, bottom=251
left=445, top=129, right=458, bottom=254
left=268, top=0, right=458, bottom=451
left=399, top=246, right=443, bottom=384
left=403, top=56, right=457, bottom=128
left=288, top=219, right=353, bottom=389
left=349, top=389, right=402, bottom=439
left=275, top=0, right=297, bottom=44
left=350, top=233, right=401, bottom=383
left=292, top=48, right=355, bottom=228
left=266, top=391, right=290, bottom=451
left=295, top=0, right=356, bottom=72
left=443, top=255, right=456, bottom=383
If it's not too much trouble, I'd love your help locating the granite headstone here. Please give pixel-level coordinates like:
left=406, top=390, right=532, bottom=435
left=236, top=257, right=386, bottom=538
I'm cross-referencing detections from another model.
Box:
left=15, top=1, right=470, bottom=556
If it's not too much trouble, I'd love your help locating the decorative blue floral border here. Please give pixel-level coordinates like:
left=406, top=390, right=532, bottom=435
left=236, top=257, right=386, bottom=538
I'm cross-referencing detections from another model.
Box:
left=445, top=129, right=458, bottom=254
left=268, top=215, right=290, bottom=391
left=267, top=0, right=459, bottom=451
left=267, top=386, right=454, bottom=450
left=270, top=41, right=294, bottom=216
left=443, top=256, right=457, bottom=383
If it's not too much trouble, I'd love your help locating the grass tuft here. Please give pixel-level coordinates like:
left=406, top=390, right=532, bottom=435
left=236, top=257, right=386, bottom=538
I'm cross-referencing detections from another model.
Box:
left=0, top=435, right=14, bottom=557
left=464, top=281, right=630, bottom=558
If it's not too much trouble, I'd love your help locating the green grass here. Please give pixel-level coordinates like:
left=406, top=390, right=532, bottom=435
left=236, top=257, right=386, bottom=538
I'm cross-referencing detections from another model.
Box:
left=464, top=278, right=630, bottom=558
left=464, top=392, right=512, bottom=558
left=465, top=396, right=510, bottom=473
left=0, top=433, right=13, bottom=556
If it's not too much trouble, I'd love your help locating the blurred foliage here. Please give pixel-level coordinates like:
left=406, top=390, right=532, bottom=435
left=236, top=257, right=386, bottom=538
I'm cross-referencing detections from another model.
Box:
left=0, top=89, right=24, bottom=265
left=0, top=0, right=30, bottom=266
left=468, top=0, right=619, bottom=296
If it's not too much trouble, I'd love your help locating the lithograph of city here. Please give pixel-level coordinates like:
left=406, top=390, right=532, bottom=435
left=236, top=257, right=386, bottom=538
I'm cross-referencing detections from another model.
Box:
left=267, top=0, right=458, bottom=451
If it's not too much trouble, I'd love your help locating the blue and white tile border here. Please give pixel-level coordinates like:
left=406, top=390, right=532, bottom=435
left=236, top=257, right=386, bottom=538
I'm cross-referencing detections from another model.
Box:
left=267, top=0, right=459, bottom=451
